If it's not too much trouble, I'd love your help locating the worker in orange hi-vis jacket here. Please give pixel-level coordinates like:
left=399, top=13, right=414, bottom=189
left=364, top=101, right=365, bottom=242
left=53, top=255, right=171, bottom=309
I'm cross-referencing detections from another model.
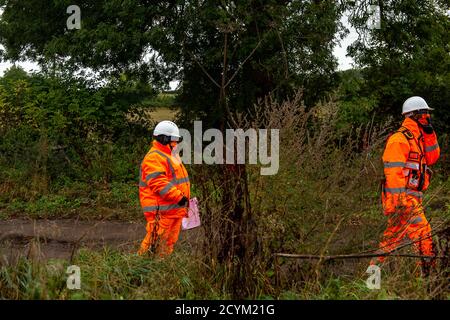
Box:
left=137, top=120, right=190, bottom=256
left=371, top=97, right=440, bottom=274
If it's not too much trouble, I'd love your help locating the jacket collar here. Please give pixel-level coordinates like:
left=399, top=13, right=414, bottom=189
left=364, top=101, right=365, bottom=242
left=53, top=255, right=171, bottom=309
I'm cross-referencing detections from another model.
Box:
left=401, top=117, right=422, bottom=139
left=152, top=140, right=172, bottom=155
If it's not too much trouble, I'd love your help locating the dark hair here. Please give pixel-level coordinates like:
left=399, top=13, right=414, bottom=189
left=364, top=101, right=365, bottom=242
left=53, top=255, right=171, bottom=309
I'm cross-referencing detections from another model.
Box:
left=154, top=135, right=171, bottom=145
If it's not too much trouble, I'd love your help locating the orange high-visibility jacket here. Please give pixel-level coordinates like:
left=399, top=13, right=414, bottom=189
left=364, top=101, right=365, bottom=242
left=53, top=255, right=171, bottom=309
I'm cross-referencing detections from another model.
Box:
left=382, top=117, right=440, bottom=213
left=139, top=140, right=190, bottom=219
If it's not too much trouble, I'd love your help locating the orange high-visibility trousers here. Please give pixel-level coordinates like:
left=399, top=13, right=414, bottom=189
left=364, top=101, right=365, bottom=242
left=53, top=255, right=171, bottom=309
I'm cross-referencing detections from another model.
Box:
left=372, top=199, right=434, bottom=265
left=138, top=216, right=183, bottom=256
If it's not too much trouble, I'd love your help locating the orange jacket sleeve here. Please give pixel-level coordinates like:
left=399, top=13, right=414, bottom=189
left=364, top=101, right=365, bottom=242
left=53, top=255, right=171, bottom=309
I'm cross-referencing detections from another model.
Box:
left=382, top=132, right=410, bottom=213
left=423, top=131, right=440, bottom=166
left=141, top=154, right=184, bottom=203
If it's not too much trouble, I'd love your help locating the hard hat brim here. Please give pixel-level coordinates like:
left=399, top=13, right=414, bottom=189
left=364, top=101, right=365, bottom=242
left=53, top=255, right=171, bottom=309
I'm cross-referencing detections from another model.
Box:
left=154, top=133, right=181, bottom=138
left=402, top=107, right=434, bottom=115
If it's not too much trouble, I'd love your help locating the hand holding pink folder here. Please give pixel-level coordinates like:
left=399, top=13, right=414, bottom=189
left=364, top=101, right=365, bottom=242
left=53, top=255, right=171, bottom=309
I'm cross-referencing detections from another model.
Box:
left=182, top=197, right=201, bottom=230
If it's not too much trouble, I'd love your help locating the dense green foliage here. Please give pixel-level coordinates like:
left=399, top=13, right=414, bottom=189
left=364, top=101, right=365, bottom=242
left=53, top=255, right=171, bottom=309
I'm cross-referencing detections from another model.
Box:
left=345, top=0, right=450, bottom=132
left=0, top=0, right=345, bottom=126
left=1, top=96, right=449, bottom=300
left=159, top=0, right=344, bottom=126
left=0, top=66, right=154, bottom=198
left=0, top=1, right=449, bottom=300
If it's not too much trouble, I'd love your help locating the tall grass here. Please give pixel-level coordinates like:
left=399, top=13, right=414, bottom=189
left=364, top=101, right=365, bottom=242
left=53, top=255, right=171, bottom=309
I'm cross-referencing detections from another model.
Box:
left=190, top=91, right=450, bottom=299
left=1, top=241, right=447, bottom=299
left=1, top=91, right=449, bottom=299
left=0, top=247, right=229, bottom=300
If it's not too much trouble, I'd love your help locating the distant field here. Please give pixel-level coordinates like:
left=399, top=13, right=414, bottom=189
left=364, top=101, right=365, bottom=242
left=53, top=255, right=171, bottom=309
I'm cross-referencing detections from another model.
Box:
left=126, top=92, right=180, bottom=125
left=143, top=92, right=179, bottom=122
left=149, top=107, right=179, bottom=122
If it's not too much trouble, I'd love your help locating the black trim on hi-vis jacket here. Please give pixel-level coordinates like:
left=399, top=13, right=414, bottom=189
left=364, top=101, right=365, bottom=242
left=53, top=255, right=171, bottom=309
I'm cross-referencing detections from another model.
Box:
left=397, top=126, right=414, bottom=140
left=396, top=126, right=428, bottom=192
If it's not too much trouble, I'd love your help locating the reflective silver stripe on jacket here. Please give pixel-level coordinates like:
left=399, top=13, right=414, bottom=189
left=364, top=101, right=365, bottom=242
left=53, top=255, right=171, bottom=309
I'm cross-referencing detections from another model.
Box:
left=159, top=177, right=190, bottom=196
left=405, top=162, right=420, bottom=170
left=384, top=162, right=419, bottom=170
left=145, top=171, right=164, bottom=182
left=160, top=181, right=176, bottom=196
left=149, top=150, right=176, bottom=177
left=384, top=162, right=406, bottom=168
left=406, top=190, right=423, bottom=198
left=139, top=169, right=164, bottom=188
left=425, top=144, right=439, bottom=152
left=139, top=181, right=147, bottom=187
left=384, top=188, right=423, bottom=198
left=409, top=216, right=423, bottom=224
left=142, top=203, right=186, bottom=212
left=384, top=187, right=406, bottom=194
left=175, top=177, right=190, bottom=184
left=143, top=150, right=189, bottom=195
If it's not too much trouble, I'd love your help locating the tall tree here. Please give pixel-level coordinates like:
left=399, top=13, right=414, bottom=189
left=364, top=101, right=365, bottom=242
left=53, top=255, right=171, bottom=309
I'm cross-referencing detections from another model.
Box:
left=0, top=1, right=344, bottom=122
left=345, top=0, right=450, bottom=131
left=0, top=0, right=345, bottom=297
left=0, top=0, right=172, bottom=86
left=152, top=0, right=344, bottom=126
left=149, top=1, right=344, bottom=297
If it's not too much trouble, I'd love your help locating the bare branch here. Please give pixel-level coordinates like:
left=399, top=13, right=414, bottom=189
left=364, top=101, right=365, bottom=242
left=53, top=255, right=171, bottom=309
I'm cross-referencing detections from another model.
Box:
left=224, top=37, right=263, bottom=89
left=274, top=252, right=446, bottom=261
left=186, top=50, right=221, bottom=89
left=275, top=225, right=450, bottom=261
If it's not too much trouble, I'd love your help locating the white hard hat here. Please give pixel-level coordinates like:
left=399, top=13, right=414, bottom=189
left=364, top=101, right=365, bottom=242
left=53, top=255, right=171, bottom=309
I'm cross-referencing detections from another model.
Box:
left=153, top=120, right=181, bottom=138
left=402, top=96, right=433, bottom=115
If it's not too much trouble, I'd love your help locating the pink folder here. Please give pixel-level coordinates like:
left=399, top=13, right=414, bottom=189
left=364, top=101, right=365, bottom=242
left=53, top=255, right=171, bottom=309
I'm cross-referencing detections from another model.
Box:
left=182, top=197, right=201, bottom=230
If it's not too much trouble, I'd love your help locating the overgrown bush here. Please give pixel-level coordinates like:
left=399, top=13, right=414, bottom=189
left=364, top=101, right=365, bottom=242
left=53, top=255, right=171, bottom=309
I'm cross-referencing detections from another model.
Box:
left=1, top=83, right=448, bottom=299
left=191, top=91, right=450, bottom=298
left=0, top=67, right=155, bottom=210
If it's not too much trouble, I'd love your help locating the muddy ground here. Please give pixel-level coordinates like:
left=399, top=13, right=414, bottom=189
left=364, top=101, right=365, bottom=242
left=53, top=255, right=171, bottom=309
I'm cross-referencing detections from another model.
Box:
left=0, top=219, right=201, bottom=263
left=1, top=217, right=368, bottom=262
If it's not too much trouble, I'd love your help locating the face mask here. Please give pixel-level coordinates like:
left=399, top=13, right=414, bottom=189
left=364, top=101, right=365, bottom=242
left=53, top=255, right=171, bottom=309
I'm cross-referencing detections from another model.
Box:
left=414, top=113, right=434, bottom=134
left=169, top=141, right=178, bottom=149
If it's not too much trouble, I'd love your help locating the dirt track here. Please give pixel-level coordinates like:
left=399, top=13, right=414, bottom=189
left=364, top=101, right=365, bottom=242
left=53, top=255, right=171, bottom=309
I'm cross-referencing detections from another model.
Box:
left=0, top=219, right=146, bottom=263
